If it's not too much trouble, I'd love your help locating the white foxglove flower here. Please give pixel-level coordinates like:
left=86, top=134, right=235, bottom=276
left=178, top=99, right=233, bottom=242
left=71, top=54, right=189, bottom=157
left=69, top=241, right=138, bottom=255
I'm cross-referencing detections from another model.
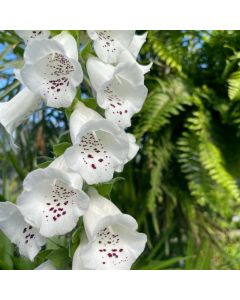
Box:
left=0, top=201, right=46, bottom=261
left=87, top=30, right=135, bottom=64
left=35, top=260, right=56, bottom=270
left=17, top=156, right=89, bottom=237
left=20, top=31, right=83, bottom=108
left=119, top=32, right=152, bottom=74
left=64, top=102, right=131, bottom=185
left=116, top=133, right=139, bottom=172
left=16, top=30, right=50, bottom=45
left=72, top=188, right=147, bottom=270
left=87, top=56, right=148, bottom=128
left=0, top=88, right=41, bottom=148
left=128, top=32, right=148, bottom=59
left=118, top=49, right=152, bottom=75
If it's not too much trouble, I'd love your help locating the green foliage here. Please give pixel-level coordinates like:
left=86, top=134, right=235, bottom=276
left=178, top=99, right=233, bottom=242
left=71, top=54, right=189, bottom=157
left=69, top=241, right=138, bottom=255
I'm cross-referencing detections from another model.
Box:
left=178, top=107, right=240, bottom=213
left=134, top=78, right=192, bottom=139
left=228, top=70, right=240, bottom=100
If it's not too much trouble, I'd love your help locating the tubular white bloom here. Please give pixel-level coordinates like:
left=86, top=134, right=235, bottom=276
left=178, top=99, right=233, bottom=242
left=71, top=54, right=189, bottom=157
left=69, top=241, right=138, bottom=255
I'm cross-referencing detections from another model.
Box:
left=0, top=201, right=46, bottom=261
left=64, top=102, right=130, bottom=185
left=20, top=31, right=83, bottom=108
left=115, top=133, right=139, bottom=173
left=17, top=156, right=89, bottom=237
left=35, top=260, right=56, bottom=270
left=16, top=30, right=50, bottom=45
left=87, top=30, right=135, bottom=64
left=118, top=49, right=153, bottom=75
left=128, top=32, right=148, bottom=59
left=0, top=88, right=41, bottom=148
left=72, top=188, right=147, bottom=270
left=87, top=56, right=148, bottom=128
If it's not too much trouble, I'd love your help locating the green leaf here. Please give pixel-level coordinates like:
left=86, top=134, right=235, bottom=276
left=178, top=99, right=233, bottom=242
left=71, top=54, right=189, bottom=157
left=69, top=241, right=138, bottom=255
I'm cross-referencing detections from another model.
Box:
left=138, top=256, right=191, bottom=270
left=59, top=131, right=71, bottom=143
left=49, top=30, right=62, bottom=37
left=13, top=256, right=36, bottom=270
left=46, top=236, right=67, bottom=250
left=37, top=161, right=51, bottom=169
left=36, top=249, right=53, bottom=261
left=94, top=177, right=125, bottom=197
left=52, top=142, right=71, bottom=157
left=0, top=231, right=14, bottom=270
left=81, top=98, right=98, bottom=110
left=81, top=42, right=94, bottom=61
left=69, top=220, right=83, bottom=258
left=47, top=248, right=71, bottom=270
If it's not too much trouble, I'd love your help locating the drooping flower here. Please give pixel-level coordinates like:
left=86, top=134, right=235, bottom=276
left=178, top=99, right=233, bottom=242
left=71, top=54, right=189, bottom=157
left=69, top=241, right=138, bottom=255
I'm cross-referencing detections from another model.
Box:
left=20, top=31, right=83, bottom=108
left=87, top=30, right=135, bottom=64
left=64, top=102, right=137, bottom=185
left=35, top=260, right=56, bottom=270
left=72, top=188, right=147, bottom=270
left=87, top=56, right=148, bottom=128
left=0, top=201, right=46, bottom=261
left=16, top=30, right=50, bottom=45
left=115, top=133, right=139, bottom=172
left=128, top=32, right=148, bottom=59
left=17, top=155, right=89, bottom=237
left=0, top=88, right=41, bottom=148
left=118, top=49, right=152, bottom=75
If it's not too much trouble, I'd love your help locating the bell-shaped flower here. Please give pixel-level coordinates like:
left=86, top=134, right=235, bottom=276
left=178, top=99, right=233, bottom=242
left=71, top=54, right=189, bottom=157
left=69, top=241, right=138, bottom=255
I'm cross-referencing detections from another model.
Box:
left=16, top=30, right=50, bottom=45
left=128, top=32, right=148, bottom=59
left=35, top=260, right=56, bottom=270
left=72, top=188, right=147, bottom=270
left=118, top=49, right=152, bottom=76
left=17, top=155, right=89, bottom=237
left=0, top=201, right=46, bottom=261
left=0, top=88, right=41, bottom=148
left=87, top=56, right=148, bottom=128
left=87, top=30, right=135, bottom=64
left=20, top=31, right=83, bottom=108
left=64, top=102, right=133, bottom=185
left=117, top=32, right=152, bottom=74
left=115, top=133, right=139, bottom=172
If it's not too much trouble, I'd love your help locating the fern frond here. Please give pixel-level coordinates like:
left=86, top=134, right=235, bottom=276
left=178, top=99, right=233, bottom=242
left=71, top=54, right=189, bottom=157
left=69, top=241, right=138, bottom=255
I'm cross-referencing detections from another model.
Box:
left=148, top=33, right=183, bottom=75
left=177, top=108, right=240, bottom=214
left=134, top=78, right=192, bottom=139
left=146, top=130, right=173, bottom=213
left=228, top=70, right=240, bottom=100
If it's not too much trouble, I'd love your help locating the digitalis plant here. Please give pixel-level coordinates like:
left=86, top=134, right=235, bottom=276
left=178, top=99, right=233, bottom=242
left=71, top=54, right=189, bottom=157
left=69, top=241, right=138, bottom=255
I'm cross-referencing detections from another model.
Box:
left=0, top=30, right=150, bottom=270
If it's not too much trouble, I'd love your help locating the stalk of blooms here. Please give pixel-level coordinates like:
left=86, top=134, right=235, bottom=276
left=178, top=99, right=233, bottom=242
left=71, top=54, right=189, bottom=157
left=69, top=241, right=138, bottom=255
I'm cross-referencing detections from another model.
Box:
left=87, top=56, right=148, bottom=129
left=0, top=88, right=41, bottom=148
left=16, top=30, right=50, bottom=45
left=1, top=30, right=149, bottom=269
left=64, top=102, right=139, bottom=185
left=20, top=31, right=83, bottom=108
left=35, top=260, right=56, bottom=270
left=17, top=155, right=89, bottom=237
left=0, top=201, right=46, bottom=261
left=72, top=188, right=147, bottom=270
left=87, top=30, right=135, bottom=64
